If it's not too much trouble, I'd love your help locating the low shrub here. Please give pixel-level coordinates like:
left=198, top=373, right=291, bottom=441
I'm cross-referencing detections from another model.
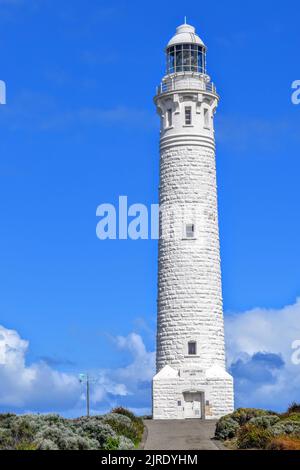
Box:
left=34, top=438, right=59, bottom=450
left=103, top=435, right=135, bottom=450
left=271, top=420, right=300, bottom=437
left=230, top=408, right=273, bottom=426
left=15, top=440, right=37, bottom=450
left=103, top=436, right=120, bottom=450
left=0, top=428, right=14, bottom=449
left=76, top=420, right=116, bottom=448
left=237, top=424, right=272, bottom=449
left=249, top=415, right=280, bottom=429
left=34, top=423, right=95, bottom=450
left=42, top=414, right=65, bottom=426
left=111, top=407, right=144, bottom=444
left=111, top=407, right=136, bottom=421
left=287, top=403, right=300, bottom=414
left=0, top=414, right=16, bottom=428
left=215, top=416, right=240, bottom=440
left=118, top=435, right=135, bottom=450
left=216, top=406, right=300, bottom=450
left=214, top=408, right=274, bottom=440
left=267, top=436, right=300, bottom=450
left=0, top=408, right=142, bottom=450
left=103, top=413, right=137, bottom=443
left=282, top=413, right=300, bottom=423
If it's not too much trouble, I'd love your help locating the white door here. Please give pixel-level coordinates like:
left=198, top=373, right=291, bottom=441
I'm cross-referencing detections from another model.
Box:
left=183, top=393, right=202, bottom=419
left=184, top=396, right=194, bottom=418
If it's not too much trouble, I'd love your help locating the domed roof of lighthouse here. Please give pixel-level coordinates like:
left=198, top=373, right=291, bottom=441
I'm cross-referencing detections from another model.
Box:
left=167, top=23, right=205, bottom=48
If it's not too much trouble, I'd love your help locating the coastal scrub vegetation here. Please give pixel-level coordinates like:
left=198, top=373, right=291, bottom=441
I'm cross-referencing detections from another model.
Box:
left=0, top=407, right=144, bottom=450
left=215, top=403, right=300, bottom=450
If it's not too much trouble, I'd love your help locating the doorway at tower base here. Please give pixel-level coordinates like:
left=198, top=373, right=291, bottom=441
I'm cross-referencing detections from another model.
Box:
left=152, top=365, right=234, bottom=420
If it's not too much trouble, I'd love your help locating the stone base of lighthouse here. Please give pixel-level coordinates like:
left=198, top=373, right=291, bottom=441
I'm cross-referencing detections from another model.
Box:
left=152, top=365, right=234, bottom=420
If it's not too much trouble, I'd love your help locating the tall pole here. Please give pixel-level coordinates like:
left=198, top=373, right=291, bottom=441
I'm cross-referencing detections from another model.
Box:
left=79, top=373, right=93, bottom=417
left=86, top=374, right=90, bottom=417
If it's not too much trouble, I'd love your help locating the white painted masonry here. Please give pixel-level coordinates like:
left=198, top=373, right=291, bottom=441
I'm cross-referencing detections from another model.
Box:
left=153, top=23, right=234, bottom=420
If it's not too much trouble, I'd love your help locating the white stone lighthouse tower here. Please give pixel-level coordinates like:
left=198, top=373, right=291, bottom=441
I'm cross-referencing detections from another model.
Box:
left=152, top=22, right=234, bottom=420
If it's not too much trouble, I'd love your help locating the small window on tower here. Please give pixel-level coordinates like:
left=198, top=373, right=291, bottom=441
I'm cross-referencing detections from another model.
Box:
left=186, top=224, right=195, bottom=238
left=188, top=341, right=197, bottom=355
left=204, top=108, right=210, bottom=128
left=185, top=106, right=192, bottom=125
left=167, top=109, right=172, bottom=127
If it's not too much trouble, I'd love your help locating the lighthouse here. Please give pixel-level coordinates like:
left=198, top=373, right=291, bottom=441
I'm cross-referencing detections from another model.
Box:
left=152, top=22, right=234, bottom=420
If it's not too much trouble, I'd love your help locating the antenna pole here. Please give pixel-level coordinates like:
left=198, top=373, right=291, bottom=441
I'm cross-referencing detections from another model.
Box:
left=86, top=374, right=90, bottom=417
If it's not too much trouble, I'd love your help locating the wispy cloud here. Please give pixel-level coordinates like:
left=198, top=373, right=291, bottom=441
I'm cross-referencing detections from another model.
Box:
left=38, top=356, right=76, bottom=368
left=0, top=0, right=24, bottom=4
left=216, top=114, right=300, bottom=152
left=0, top=0, right=43, bottom=13
left=213, top=22, right=285, bottom=50
left=0, top=90, right=155, bottom=132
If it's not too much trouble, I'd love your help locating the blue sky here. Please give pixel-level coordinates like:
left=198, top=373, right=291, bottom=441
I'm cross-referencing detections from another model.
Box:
left=0, top=0, right=300, bottom=415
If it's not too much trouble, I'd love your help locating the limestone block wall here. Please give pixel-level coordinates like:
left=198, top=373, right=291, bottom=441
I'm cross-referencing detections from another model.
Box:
left=153, top=377, right=179, bottom=420
left=157, top=143, right=226, bottom=372
left=153, top=374, right=234, bottom=420
left=153, top=67, right=234, bottom=419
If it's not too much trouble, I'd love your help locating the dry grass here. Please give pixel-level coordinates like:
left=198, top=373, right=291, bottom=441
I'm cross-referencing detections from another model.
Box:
left=267, top=436, right=300, bottom=450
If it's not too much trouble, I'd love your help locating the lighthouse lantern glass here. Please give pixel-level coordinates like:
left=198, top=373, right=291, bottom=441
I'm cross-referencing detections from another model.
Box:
left=167, top=44, right=206, bottom=74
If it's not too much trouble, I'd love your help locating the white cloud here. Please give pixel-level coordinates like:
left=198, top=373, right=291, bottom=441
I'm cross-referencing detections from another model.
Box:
left=2, top=299, right=299, bottom=415
left=0, top=325, right=154, bottom=415
left=225, top=298, right=300, bottom=410
left=0, top=325, right=80, bottom=410
left=114, top=333, right=155, bottom=383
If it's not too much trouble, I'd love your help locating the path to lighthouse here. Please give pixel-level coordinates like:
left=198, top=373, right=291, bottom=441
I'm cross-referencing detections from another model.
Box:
left=143, top=420, right=224, bottom=450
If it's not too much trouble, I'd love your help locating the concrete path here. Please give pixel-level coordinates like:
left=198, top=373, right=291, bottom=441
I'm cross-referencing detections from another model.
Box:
left=143, top=419, right=222, bottom=450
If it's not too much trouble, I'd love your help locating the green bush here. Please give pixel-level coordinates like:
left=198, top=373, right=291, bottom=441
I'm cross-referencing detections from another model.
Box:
left=103, top=437, right=120, bottom=450
left=0, top=414, right=16, bottom=428
left=34, top=423, right=95, bottom=450
left=111, top=407, right=136, bottom=421
left=15, top=440, right=37, bottom=451
left=216, top=406, right=300, bottom=449
left=0, top=428, right=14, bottom=449
left=237, top=424, right=272, bottom=449
left=230, top=408, right=273, bottom=426
left=287, top=403, right=300, bottom=414
left=282, top=413, right=300, bottom=423
left=75, top=420, right=116, bottom=448
left=249, top=415, right=280, bottom=428
left=111, top=407, right=144, bottom=444
left=0, top=408, right=141, bottom=450
left=214, top=408, right=275, bottom=440
left=271, top=420, right=300, bottom=437
left=118, top=435, right=135, bottom=450
left=34, top=438, right=59, bottom=450
left=215, top=416, right=240, bottom=440
left=103, top=413, right=137, bottom=443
